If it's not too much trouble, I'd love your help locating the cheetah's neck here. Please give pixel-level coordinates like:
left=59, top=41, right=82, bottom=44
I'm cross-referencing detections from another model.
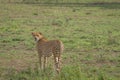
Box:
left=37, top=37, right=48, bottom=43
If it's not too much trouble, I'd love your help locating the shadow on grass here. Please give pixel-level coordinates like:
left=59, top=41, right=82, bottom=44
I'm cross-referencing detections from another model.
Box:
left=11, top=2, right=120, bottom=9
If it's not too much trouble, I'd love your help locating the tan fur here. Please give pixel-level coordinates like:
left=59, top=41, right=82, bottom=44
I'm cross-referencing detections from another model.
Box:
left=32, top=32, right=64, bottom=73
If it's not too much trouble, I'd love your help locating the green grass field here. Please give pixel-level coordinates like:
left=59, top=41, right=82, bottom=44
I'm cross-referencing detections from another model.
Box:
left=0, top=0, right=120, bottom=80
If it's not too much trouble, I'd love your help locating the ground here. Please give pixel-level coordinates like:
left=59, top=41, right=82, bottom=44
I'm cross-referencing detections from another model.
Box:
left=0, top=0, right=120, bottom=80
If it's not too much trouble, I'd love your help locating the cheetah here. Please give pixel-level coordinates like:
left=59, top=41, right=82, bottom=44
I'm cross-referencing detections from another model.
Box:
left=32, top=32, right=64, bottom=73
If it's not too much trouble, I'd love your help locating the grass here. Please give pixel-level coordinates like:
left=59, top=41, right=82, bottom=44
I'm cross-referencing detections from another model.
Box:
left=0, top=0, right=120, bottom=80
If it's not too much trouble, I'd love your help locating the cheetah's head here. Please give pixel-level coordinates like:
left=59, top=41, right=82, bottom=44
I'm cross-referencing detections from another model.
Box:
left=32, top=32, right=43, bottom=41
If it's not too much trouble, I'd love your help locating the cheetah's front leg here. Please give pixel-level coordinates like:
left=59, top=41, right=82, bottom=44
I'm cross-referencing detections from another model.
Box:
left=43, top=56, right=47, bottom=71
left=54, top=56, right=60, bottom=73
left=38, top=55, right=42, bottom=69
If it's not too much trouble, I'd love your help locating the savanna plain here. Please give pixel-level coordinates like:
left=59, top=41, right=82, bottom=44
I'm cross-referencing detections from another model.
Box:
left=0, top=0, right=120, bottom=80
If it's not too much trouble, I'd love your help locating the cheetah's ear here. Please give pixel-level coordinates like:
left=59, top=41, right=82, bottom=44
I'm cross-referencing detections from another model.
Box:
left=39, top=32, right=42, bottom=35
